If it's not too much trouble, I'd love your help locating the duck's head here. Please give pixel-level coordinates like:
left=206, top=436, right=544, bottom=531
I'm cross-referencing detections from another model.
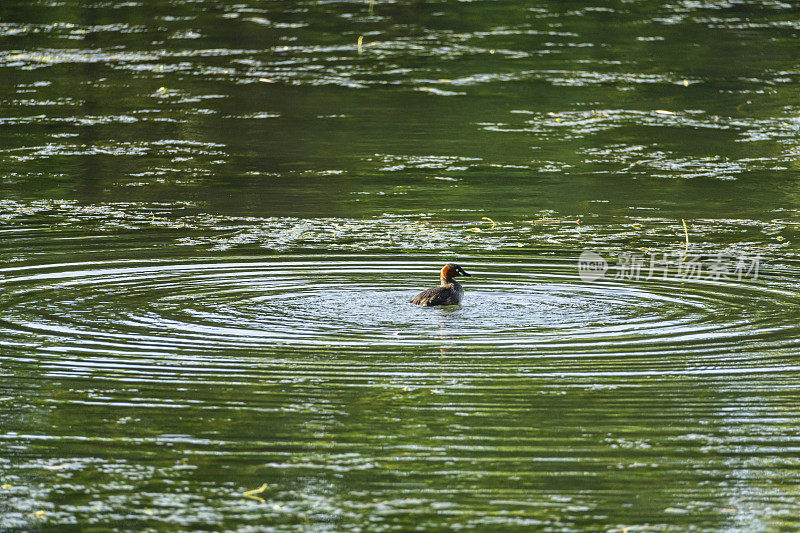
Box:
left=441, top=263, right=471, bottom=280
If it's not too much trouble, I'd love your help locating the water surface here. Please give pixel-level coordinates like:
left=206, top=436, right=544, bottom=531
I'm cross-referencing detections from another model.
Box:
left=3, top=0, right=800, bottom=530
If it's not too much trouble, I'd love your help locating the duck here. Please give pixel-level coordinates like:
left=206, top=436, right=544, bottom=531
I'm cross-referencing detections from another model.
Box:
left=411, top=263, right=471, bottom=306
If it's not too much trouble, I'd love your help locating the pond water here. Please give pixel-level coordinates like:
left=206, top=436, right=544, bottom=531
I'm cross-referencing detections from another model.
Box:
left=3, top=0, right=800, bottom=530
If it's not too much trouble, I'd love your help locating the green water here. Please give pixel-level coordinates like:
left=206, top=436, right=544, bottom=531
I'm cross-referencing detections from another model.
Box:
left=3, top=0, right=800, bottom=530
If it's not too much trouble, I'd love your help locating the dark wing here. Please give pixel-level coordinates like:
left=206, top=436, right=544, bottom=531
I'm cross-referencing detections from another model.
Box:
left=411, top=287, right=452, bottom=306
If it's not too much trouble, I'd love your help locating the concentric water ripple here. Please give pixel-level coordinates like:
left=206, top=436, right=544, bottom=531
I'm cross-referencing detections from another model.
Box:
left=3, top=256, right=800, bottom=374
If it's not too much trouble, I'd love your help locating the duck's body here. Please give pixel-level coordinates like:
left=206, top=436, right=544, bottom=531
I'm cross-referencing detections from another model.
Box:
left=411, top=264, right=471, bottom=306
left=410, top=279, right=465, bottom=306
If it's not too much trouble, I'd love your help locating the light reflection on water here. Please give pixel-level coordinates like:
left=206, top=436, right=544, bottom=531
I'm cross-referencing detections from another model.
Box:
left=3, top=0, right=800, bottom=529
left=2, top=246, right=800, bottom=529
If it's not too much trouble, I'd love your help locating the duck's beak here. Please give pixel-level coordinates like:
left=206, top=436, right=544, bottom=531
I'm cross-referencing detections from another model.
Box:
left=459, top=268, right=471, bottom=277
